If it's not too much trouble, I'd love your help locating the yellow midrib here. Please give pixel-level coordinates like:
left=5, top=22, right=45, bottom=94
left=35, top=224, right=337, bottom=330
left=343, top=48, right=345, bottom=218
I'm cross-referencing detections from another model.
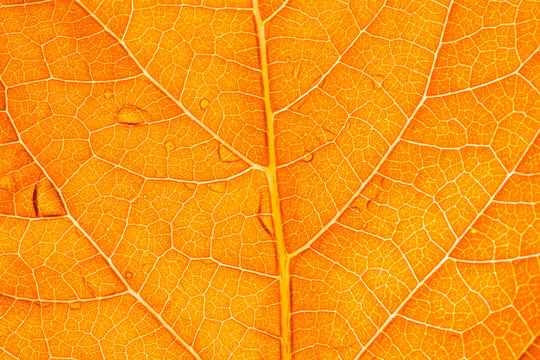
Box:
left=252, top=2, right=292, bottom=359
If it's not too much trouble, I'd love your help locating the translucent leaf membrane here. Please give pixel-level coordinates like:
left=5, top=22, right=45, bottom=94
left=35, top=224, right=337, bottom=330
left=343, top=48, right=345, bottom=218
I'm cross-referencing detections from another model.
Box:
left=0, top=0, right=538, bottom=359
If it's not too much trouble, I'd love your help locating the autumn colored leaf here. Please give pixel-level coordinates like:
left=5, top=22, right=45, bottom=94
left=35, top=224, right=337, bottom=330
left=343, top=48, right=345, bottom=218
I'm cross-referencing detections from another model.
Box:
left=0, top=0, right=538, bottom=359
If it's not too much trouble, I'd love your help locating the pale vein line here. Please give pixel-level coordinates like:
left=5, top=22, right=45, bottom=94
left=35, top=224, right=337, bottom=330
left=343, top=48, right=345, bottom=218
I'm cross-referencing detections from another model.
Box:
left=87, top=153, right=254, bottom=185
left=289, top=0, right=535, bottom=260
left=272, top=0, right=388, bottom=116
left=0, top=291, right=130, bottom=303
left=0, top=213, right=69, bottom=221
left=72, top=0, right=265, bottom=173
left=353, top=127, right=540, bottom=359
left=8, top=75, right=142, bottom=86
left=0, top=0, right=52, bottom=8
left=395, top=314, right=461, bottom=333
left=275, top=61, right=410, bottom=170
left=517, top=331, right=540, bottom=359
left=450, top=253, right=540, bottom=264
left=426, top=47, right=539, bottom=98
left=518, top=71, right=539, bottom=93
left=4, top=110, right=203, bottom=360
left=262, top=0, right=291, bottom=24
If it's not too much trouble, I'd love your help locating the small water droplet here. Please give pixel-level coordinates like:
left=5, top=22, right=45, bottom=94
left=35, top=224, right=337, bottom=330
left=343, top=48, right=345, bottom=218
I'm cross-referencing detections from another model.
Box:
left=201, top=258, right=215, bottom=266
left=185, top=182, right=196, bottom=190
left=207, top=182, right=227, bottom=193
left=83, top=277, right=97, bottom=296
left=125, top=271, right=133, bottom=279
left=116, top=106, right=150, bottom=125
left=293, top=62, right=302, bottom=79
left=165, top=138, right=176, bottom=152
left=470, top=228, right=478, bottom=235
left=319, top=76, right=327, bottom=88
left=218, top=145, right=239, bottom=162
left=142, top=263, right=152, bottom=273
left=104, top=89, right=114, bottom=99
left=302, top=152, right=314, bottom=162
left=152, top=167, right=167, bottom=178
left=367, top=200, right=376, bottom=212
left=36, top=301, right=52, bottom=309
left=371, top=74, right=385, bottom=89
left=257, top=213, right=275, bottom=238
left=70, top=301, right=82, bottom=310
left=142, top=194, right=148, bottom=199
left=199, top=98, right=210, bottom=110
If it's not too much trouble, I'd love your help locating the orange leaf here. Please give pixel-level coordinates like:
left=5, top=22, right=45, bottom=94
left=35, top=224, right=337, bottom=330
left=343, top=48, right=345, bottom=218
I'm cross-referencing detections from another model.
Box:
left=0, top=0, right=538, bottom=359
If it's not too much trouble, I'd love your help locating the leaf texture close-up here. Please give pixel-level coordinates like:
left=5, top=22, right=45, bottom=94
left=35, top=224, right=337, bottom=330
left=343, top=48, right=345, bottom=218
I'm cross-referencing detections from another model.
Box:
left=0, top=0, right=539, bottom=359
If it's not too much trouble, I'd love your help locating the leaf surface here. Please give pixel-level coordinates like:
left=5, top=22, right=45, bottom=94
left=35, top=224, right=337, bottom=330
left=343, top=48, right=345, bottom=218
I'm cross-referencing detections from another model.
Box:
left=0, top=0, right=539, bottom=359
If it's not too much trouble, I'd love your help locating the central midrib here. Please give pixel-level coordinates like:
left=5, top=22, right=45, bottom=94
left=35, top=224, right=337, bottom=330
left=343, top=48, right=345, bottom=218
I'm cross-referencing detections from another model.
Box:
left=252, top=2, right=292, bottom=359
